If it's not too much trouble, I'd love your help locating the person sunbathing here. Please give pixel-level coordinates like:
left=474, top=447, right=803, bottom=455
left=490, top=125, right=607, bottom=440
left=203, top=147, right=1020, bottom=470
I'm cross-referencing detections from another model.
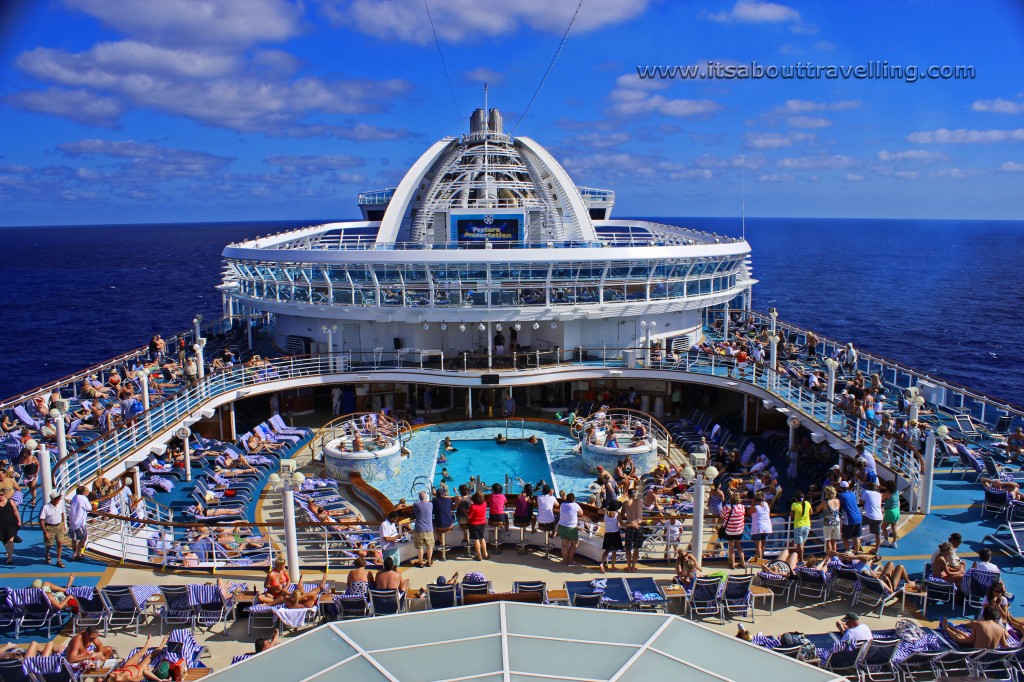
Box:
left=223, top=453, right=259, bottom=471
left=101, top=635, right=169, bottom=682
left=187, top=504, right=244, bottom=518
left=980, top=478, right=1024, bottom=501
left=258, top=558, right=291, bottom=604
left=285, top=574, right=330, bottom=608
left=309, top=500, right=357, bottom=520
left=674, top=550, right=703, bottom=587
left=32, top=574, right=77, bottom=610
left=247, top=433, right=283, bottom=453
left=831, top=550, right=916, bottom=591
left=65, top=626, right=115, bottom=667
left=940, top=607, right=1009, bottom=650
left=932, top=541, right=966, bottom=582
left=760, top=549, right=829, bottom=577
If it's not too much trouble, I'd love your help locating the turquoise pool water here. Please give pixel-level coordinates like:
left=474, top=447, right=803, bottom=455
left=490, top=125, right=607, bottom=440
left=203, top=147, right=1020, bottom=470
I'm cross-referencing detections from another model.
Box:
left=371, top=420, right=594, bottom=503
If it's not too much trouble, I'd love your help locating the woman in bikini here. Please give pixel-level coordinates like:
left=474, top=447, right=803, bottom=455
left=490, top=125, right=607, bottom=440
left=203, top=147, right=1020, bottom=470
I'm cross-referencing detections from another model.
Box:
left=258, top=558, right=291, bottom=604
left=284, top=574, right=330, bottom=608
left=102, top=635, right=169, bottom=682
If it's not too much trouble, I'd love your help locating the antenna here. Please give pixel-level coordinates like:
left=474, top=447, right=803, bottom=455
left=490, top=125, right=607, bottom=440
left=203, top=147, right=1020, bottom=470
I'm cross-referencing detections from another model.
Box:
left=741, top=155, right=746, bottom=241
left=484, top=82, right=488, bottom=125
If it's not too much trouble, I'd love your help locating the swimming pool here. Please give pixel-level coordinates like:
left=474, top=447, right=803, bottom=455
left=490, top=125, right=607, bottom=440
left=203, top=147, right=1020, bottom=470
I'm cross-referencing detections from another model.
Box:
left=370, top=420, right=595, bottom=503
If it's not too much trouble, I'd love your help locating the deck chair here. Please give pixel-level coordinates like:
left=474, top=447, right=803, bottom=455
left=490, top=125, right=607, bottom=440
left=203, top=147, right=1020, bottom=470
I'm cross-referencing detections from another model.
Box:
left=1007, top=500, right=1024, bottom=524
left=930, top=649, right=982, bottom=678
left=459, top=582, right=490, bottom=602
left=962, top=569, right=1001, bottom=616
left=624, top=577, right=668, bottom=613
left=10, top=587, right=64, bottom=638
left=570, top=592, right=603, bottom=608
left=425, top=584, right=458, bottom=609
left=512, top=581, right=547, bottom=603
left=770, top=645, right=804, bottom=660
left=820, top=640, right=864, bottom=678
left=954, top=413, right=982, bottom=441
left=794, top=567, right=832, bottom=606
left=852, top=574, right=904, bottom=617
left=983, top=487, right=1011, bottom=518
left=687, top=577, right=724, bottom=622
left=22, top=655, right=79, bottom=682
left=190, top=583, right=236, bottom=633
left=968, top=647, right=1020, bottom=680
left=231, top=654, right=254, bottom=665
left=67, top=587, right=108, bottom=636
left=368, top=589, right=404, bottom=616
left=336, top=595, right=369, bottom=620
left=922, top=564, right=957, bottom=616
left=246, top=602, right=277, bottom=634
left=157, top=585, right=195, bottom=634
left=167, top=628, right=210, bottom=668
left=857, top=638, right=902, bottom=682
left=722, top=575, right=754, bottom=622
left=984, top=523, right=1024, bottom=560
left=101, top=586, right=146, bottom=635
left=0, top=658, right=33, bottom=682
left=896, top=650, right=948, bottom=682
left=0, top=587, right=17, bottom=631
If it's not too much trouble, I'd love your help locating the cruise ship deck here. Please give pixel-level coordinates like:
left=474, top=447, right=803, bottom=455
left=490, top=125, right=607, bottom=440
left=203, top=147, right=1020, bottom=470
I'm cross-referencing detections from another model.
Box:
left=2, top=108, right=1023, bottom=682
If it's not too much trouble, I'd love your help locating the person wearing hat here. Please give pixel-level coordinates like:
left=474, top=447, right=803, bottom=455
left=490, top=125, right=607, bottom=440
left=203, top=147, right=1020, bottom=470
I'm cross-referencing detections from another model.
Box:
left=40, top=491, right=68, bottom=567
left=837, top=612, right=872, bottom=643
left=599, top=498, right=623, bottom=573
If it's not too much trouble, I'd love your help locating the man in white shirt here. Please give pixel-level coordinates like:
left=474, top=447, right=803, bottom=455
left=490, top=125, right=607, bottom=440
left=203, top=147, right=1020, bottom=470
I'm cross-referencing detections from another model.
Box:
left=860, top=481, right=883, bottom=551
left=40, top=493, right=68, bottom=567
left=837, top=612, right=872, bottom=642
left=973, top=547, right=1000, bottom=574
left=657, top=516, right=683, bottom=561
left=379, top=511, right=402, bottom=567
left=536, top=486, right=557, bottom=530
left=68, top=485, right=92, bottom=561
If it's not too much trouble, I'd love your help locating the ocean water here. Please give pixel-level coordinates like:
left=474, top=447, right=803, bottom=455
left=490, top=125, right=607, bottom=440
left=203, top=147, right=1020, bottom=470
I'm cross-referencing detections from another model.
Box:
left=0, top=218, right=1020, bottom=406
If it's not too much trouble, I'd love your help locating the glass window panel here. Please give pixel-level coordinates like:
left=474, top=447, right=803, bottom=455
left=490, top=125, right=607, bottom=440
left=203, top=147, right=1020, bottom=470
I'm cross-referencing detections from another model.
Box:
left=507, top=635, right=637, bottom=679
left=307, top=657, right=389, bottom=682
left=615, top=650, right=725, bottom=682
left=212, top=627, right=355, bottom=682
left=370, top=636, right=502, bottom=682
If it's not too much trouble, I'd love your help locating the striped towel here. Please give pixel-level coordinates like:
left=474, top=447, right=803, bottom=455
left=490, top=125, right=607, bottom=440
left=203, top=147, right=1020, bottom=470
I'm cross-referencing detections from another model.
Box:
left=232, top=654, right=254, bottom=665
left=130, top=585, right=162, bottom=604
left=751, top=634, right=781, bottom=648
left=23, top=655, right=66, bottom=675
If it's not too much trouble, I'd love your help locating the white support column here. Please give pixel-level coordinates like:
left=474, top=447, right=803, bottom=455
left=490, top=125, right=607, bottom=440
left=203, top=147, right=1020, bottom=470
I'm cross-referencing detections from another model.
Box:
left=769, top=335, right=779, bottom=388
left=690, top=475, right=705, bottom=570
left=228, top=402, right=237, bottom=441
left=131, top=467, right=142, bottom=498
left=644, top=321, right=653, bottom=367
left=921, top=430, right=937, bottom=514
left=788, top=417, right=799, bottom=452
left=137, top=371, right=150, bottom=411
left=183, top=435, right=192, bottom=482
left=825, top=358, right=839, bottom=424
left=722, top=304, right=730, bottom=340
left=44, top=419, right=60, bottom=502
left=909, top=396, right=924, bottom=424
left=194, top=342, right=206, bottom=380
left=486, top=322, right=492, bottom=371
left=467, top=387, right=473, bottom=418
left=246, top=311, right=253, bottom=350
left=282, top=486, right=301, bottom=582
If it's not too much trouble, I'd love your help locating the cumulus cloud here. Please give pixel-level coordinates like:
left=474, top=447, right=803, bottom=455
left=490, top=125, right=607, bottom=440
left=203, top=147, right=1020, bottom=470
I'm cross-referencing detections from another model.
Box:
left=4, top=88, right=125, bottom=127
left=757, top=173, right=796, bottom=183
left=607, top=74, right=721, bottom=119
left=670, top=169, right=714, bottom=180
left=325, top=0, right=650, bottom=44
left=786, top=116, right=831, bottom=129
left=708, top=1, right=800, bottom=24
left=58, top=138, right=235, bottom=178
left=930, top=167, right=991, bottom=179
left=464, top=67, right=503, bottom=84
left=876, top=150, right=946, bottom=162
left=565, top=132, right=631, bottom=149
left=743, top=131, right=814, bottom=149
left=776, top=154, right=857, bottom=170
left=907, top=128, right=1024, bottom=144
left=844, top=173, right=865, bottom=182
left=693, top=154, right=767, bottom=170
left=772, top=99, right=861, bottom=114
left=65, top=0, right=304, bottom=46
left=264, top=154, right=366, bottom=175
left=11, top=40, right=411, bottom=134
left=1001, top=161, right=1024, bottom=171
left=971, top=98, right=1024, bottom=114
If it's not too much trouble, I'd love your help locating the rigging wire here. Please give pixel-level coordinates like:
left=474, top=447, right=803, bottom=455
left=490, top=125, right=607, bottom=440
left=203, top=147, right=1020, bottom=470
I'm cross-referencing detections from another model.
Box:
left=422, top=0, right=462, bottom=126
left=510, top=0, right=585, bottom=135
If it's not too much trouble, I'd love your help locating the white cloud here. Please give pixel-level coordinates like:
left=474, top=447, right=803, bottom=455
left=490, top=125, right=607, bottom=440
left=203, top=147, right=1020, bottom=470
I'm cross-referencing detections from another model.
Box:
left=566, top=132, right=631, bottom=149
left=893, top=171, right=918, bottom=180
left=4, top=88, right=125, bottom=127
left=773, top=99, right=861, bottom=114
left=327, top=0, right=650, bottom=44
left=693, top=154, right=767, bottom=170
left=844, top=173, right=865, bottom=182
left=1001, top=161, right=1024, bottom=171
left=907, top=128, right=1024, bottom=144
left=876, top=150, right=946, bottom=162
left=607, top=74, right=721, bottom=119
left=65, top=0, right=304, bottom=46
left=757, top=173, right=796, bottom=183
left=264, top=154, right=366, bottom=174
left=971, top=98, right=1024, bottom=114
left=743, top=131, right=814, bottom=149
left=670, top=169, right=714, bottom=180
left=11, top=41, right=412, bottom=134
left=708, top=1, right=800, bottom=24
left=787, top=115, right=831, bottom=128
left=464, top=67, right=503, bottom=84
left=777, top=154, right=857, bottom=170
left=58, top=138, right=235, bottom=178
left=930, top=167, right=991, bottom=179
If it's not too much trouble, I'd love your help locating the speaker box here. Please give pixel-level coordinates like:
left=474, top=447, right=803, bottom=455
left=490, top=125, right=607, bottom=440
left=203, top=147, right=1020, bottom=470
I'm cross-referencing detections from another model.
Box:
left=393, top=337, right=402, bottom=350
left=481, top=374, right=500, bottom=385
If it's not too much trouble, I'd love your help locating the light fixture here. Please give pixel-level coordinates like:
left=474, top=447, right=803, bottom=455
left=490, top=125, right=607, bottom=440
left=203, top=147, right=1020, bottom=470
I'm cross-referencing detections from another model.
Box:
left=550, top=321, right=558, bottom=329
left=495, top=323, right=502, bottom=332
left=768, top=308, right=777, bottom=319
left=440, top=323, right=448, bottom=331
left=423, top=323, right=430, bottom=331
left=478, top=323, right=486, bottom=331
left=681, top=465, right=695, bottom=480
left=135, top=369, right=147, bottom=381
left=650, top=320, right=658, bottom=328
left=268, top=473, right=282, bottom=488
left=640, top=321, right=648, bottom=329
left=321, top=325, right=328, bottom=333
left=514, top=323, right=521, bottom=331
left=291, top=472, right=305, bottom=488
left=532, top=322, right=540, bottom=330
left=459, top=323, right=466, bottom=332
left=936, top=425, right=950, bottom=439
left=48, top=408, right=61, bottom=420
left=704, top=465, right=719, bottom=480
left=913, top=395, right=926, bottom=407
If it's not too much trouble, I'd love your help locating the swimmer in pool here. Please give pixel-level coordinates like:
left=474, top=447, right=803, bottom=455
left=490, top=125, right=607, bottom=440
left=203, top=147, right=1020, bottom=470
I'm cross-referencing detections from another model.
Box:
left=527, top=434, right=538, bottom=445
left=495, top=433, right=508, bottom=445
left=438, top=452, right=448, bottom=464
left=441, top=467, right=453, bottom=482
left=443, top=437, right=458, bottom=452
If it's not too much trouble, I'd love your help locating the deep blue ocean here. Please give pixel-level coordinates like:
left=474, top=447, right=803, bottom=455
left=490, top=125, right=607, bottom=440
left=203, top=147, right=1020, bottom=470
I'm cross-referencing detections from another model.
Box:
left=0, top=218, right=1020, bottom=407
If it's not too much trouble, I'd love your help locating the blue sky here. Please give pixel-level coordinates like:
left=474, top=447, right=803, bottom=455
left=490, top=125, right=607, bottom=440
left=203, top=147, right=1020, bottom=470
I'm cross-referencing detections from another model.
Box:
left=1, top=0, right=1022, bottom=225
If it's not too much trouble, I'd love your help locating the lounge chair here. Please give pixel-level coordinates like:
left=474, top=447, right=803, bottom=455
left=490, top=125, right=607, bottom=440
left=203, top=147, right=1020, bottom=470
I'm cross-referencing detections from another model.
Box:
left=983, top=487, right=1011, bottom=519
left=896, top=650, right=948, bottom=681
left=190, top=583, right=236, bottom=633
left=459, top=582, right=491, bottom=602
left=21, top=655, right=80, bottom=682
left=852, top=574, right=905, bottom=618
left=954, top=414, right=982, bottom=441
left=425, top=584, right=458, bottom=609
left=9, top=587, right=64, bottom=638
left=0, top=658, right=33, bottom=682
left=69, top=587, right=108, bottom=636
left=856, top=638, right=901, bottom=682
left=984, top=523, right=1024, bottom=561
left=157, top=585, right=195, bottom=634
left=512, top=581, right=547, bottom=603
left=930, top=649, right=982, bottom=678
left=101, top=586, right=146, bottom=635
left=793, top=566, right=833, bottom=607
left=687, top=576, right=724, bottom=623
left=368, top=589, right=404, bottom=616
left=820, top=640, right=864, bottom=678
left=335, top=595, right=369, bottom=620
left=624, top=576, right=668, bottom=613
left=722, top=575, right=754, bottom=622
left=570, top=592, right=603, bottom=608
left=968, top=647, right=1021, bottom=680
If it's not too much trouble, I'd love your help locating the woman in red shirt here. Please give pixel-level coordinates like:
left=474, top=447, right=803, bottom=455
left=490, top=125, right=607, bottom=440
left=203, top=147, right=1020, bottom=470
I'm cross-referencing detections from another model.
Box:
left=487, top=483, right=508, bottom=533
left=468, top=493, right=489, bottom=561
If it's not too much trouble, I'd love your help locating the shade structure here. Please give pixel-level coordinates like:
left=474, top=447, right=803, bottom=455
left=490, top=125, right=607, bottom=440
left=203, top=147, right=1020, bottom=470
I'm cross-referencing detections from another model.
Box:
left=210, top=603, right=845, bottom=682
